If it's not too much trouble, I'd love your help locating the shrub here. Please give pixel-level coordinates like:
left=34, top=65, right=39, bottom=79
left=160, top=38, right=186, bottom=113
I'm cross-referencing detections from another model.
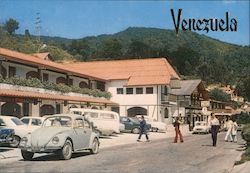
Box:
left=242, top=124, right=250, bottom=146
left=0, top=76, right=111, bottom=99
left=231, top=112, right=250, bottom=124
left=26, top=78, right=44, bottom=88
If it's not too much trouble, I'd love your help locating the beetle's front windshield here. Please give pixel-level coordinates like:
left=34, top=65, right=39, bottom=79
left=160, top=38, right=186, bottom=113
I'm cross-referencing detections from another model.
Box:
left=43, top=116, right=72, bottom=127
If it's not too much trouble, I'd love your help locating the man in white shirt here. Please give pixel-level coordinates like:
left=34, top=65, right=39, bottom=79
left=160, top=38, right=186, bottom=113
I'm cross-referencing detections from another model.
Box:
left=210, top=113, right=220, bottom=147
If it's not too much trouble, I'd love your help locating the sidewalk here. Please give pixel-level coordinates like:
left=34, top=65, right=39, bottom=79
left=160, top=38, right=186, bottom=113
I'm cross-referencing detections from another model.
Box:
left=231, top=161, right=250, bottom=173
left=0, top=125, right=191, bottom=163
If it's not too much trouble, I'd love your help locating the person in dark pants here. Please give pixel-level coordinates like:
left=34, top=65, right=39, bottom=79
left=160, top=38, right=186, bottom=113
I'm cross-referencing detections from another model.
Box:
left=137, top=116, right=150, bottom=142
left=210, top=113, right=220, bottom=147
left=173, top=117, right=184, bottom=143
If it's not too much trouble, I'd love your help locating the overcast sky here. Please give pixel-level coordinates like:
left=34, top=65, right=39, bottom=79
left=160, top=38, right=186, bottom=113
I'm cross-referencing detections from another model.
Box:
left=0, top=0, right=249, bottom=46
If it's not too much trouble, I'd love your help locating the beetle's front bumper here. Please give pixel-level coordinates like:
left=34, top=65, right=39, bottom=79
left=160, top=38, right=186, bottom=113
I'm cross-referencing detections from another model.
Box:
left=19, top=145, right=62, bottom=153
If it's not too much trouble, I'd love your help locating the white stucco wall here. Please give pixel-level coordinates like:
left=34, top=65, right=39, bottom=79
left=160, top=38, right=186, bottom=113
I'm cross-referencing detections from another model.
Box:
left=31, top=103, right=40, bottom=117
left=106, top=80, right=163, bottom=121
left=70, top=76, right=89, bottom=88
left=2, top=61, right=37, bottom=78
left=43, top=70, right=66, bottom=84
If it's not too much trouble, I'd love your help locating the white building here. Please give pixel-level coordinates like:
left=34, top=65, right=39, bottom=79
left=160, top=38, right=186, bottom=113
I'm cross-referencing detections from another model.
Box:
left=0, top=48, right=116, bottom=118
left=65, top=58, right=181, bottom=123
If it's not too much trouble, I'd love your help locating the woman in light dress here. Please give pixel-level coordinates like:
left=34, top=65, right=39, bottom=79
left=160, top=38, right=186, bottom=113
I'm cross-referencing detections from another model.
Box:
left=231, top=120, right=238, bottom=143
left=224, top=120, right=233, bottom=142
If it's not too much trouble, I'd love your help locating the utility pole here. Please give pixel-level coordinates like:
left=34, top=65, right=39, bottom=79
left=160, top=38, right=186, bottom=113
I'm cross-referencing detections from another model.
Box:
left=35, top=12, right=41, bottom=42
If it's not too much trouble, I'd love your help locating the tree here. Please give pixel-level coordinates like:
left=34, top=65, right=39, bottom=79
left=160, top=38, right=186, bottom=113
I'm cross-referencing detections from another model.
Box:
left=196, top=62, right=210, bottom=82
left=101, top=38, right=122, bottom=59
left=68, top=40, right=91, bottom=59
left=4, top=18, right=19, bottom=35
left=127, top=40, right=150, bottom=58
left=171, top=46, right=200, bottom=76
left=209, top=88, right=230, bottom=102
left=236, top=75, right=250, bottom=101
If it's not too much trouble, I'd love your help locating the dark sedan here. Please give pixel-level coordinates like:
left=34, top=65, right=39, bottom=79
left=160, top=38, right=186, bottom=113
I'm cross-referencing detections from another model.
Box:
left=0, top=127, right=14, bottom=145
left=120, top=117, right=151, bottom=134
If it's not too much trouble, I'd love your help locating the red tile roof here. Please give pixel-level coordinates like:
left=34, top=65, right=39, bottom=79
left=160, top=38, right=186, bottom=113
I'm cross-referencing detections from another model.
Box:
left=33, top=52, right=50, bottom=60
left=65, top=58, right=180, bottom=86
left=0, top=89, right=116, bottom=105
left=0, top=48, right=105, bottom=81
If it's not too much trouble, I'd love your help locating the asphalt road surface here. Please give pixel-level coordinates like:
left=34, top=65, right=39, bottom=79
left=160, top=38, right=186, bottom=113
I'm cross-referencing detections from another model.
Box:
left=0, top=132, right=243, bottom=173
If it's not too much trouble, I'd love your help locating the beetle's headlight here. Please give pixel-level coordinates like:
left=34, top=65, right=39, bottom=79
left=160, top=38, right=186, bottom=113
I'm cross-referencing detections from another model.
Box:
left=20, top=137, right=28, bottom=146
left=52, top=136, right=59, bottom=144
left=21, top=137, right=28, bottom=142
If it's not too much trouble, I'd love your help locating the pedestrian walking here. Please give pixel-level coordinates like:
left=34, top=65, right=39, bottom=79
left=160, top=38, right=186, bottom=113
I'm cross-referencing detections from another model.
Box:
left=210, top=113, right=220, bottom=147
left=224, top=119, right=233, bottom=142
left=173, top=117, right=183, bottom=143
left=231, top=120, right=238, bottom=143
left=137, top=116, right=150, bottom=142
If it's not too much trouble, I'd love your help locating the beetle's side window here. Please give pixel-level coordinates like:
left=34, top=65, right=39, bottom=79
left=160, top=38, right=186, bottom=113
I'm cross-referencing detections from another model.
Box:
left=83, top=120, right=90, bottom=129
left=75, top=119, right=84, bottom=128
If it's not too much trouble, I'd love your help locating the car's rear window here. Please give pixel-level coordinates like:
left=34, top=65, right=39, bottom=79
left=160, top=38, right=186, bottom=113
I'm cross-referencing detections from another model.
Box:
left=21, top=118, right=29, bottom=125
left=31, top=119, right=42, bottom=126
left=11, top=118, right=24, bottom=125
left=43, top=116, right=72, bottom=127
left=100, top=113, right=115, bottom=119
left=86, top=112, right=98, bottom=118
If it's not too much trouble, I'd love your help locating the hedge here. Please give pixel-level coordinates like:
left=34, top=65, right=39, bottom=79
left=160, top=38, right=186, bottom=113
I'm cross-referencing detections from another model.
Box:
left=242, top=124, right=250, bottom=146
left=0, top=76, right=111, bottom=99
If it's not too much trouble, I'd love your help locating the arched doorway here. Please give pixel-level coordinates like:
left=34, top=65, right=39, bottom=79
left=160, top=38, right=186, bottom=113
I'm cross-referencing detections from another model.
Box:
left=79, top=81, right=89, bottom=88
left=164, top=108, right=169, bottom=118
left=1, top=102, right=21, bottom=117
left=127, top=107, right=147, bottom=117
left=91, top=106, right=98, bottom=110
left=56, top=77, right=67, bottom=85
left=40, top=104, right=55, bottom=116
left=26, top=71, right=40, bottom=79
left=69, top=104, right=78, bottom=109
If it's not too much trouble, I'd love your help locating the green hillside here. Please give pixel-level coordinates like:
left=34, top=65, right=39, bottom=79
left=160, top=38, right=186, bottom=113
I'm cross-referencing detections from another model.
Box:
left=42, top=27, right=250, bottom=101
left=0, top=25, right=249, bottom=100
left=62, top=27, right=249, bottom=86
left=0, top=26, right=73, bottom=62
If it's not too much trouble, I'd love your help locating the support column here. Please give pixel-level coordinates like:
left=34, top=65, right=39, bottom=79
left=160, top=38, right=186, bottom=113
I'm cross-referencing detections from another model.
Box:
left=0, top=60, right=2, bottom=77
left=88, top=79, right=92, bottom=89
left=38, top=68, right=42, bottom=81
left=0, top=101, right=2, bottom=114
left=66, top=74, right=70, bottom=86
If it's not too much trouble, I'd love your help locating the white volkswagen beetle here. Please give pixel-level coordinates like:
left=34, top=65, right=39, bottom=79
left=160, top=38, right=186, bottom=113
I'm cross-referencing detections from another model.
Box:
left=193, top=121, right=211, bottom=134
left=19, top=114, right=100, bottom=160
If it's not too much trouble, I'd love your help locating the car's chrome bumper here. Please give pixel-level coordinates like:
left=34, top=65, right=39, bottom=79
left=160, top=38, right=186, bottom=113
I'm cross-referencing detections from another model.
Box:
left=19, top=145, right=61, bottom=153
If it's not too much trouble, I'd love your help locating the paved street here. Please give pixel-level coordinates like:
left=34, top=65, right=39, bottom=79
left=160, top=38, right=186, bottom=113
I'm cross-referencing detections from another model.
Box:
left=0, top=132, right=243, bottom=173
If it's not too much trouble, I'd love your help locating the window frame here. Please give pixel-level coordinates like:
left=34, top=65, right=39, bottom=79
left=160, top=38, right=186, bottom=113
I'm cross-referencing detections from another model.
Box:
left=117, top=88, right=124, bottom=94
left=146, top=87, right=154, bottom=94
left=136, top=87, right=143, bottom=94
left=126, top=88, right=133, bottom=95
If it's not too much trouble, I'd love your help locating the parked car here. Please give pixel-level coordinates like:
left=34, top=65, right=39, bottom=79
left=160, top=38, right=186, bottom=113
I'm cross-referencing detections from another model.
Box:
left=119, top=123, right=125, bottom=132
left=69, top=108, right=120, bottom=136
left=0, top=115, right=37, bottom=147
left=19, top=114, right=100, bottom=160
left=20, top=117, right=46, bottom=129
left=120, top=117, right=151, bottom=134
left=193, top=121, right=211, bottom=134
left=140, top=116, right=167, bottom=132
left=0, top=127, right=14, bottom=145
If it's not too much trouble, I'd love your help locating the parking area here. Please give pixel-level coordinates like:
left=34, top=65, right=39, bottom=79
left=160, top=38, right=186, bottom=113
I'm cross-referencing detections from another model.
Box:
left=0, top=125, right=191, bottom=163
